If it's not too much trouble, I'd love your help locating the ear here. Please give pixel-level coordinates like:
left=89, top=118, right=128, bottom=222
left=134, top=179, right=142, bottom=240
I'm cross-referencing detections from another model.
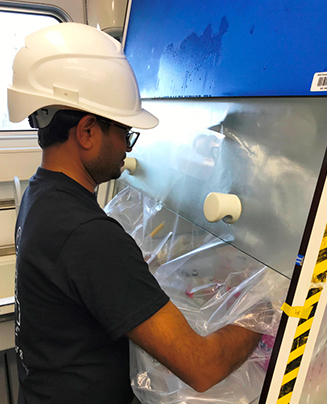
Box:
left=74, top=114, right=99, bottom=150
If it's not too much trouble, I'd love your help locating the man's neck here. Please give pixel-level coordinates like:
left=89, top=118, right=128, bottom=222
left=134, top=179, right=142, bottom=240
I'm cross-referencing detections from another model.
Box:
left=41, top=147, right=96, bottom=193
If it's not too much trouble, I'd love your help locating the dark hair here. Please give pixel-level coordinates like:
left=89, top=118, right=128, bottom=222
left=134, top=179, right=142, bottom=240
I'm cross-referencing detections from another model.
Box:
left=37, top=109, right=113, bottom=149
left=37, top=110, right=89, bottom=149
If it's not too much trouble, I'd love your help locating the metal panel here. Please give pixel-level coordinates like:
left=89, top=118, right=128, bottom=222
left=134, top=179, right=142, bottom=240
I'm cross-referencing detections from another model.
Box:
left=259, top=165, right=327, bottom=404
left=120, top=97, right=327, bottom=278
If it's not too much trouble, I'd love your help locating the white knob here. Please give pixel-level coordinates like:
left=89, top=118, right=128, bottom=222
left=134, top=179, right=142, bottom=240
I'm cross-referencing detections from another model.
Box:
left=121, top=157, right=137, bottom=175
left=13, top=176, right=22, bottom=217
left=204, top=192, right=242, bottom=224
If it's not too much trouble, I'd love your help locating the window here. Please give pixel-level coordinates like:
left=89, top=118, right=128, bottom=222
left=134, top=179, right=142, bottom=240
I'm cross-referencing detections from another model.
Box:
left=0, top=10, right=60, bottom=131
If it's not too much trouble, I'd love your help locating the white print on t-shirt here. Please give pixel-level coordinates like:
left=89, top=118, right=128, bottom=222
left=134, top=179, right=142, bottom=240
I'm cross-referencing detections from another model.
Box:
left=15, top=226, right=21, bottom=329
left=15, top=226, right=29, bottom=375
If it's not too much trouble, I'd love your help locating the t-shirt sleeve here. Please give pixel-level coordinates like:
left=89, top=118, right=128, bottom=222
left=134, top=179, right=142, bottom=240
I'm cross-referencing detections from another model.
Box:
left=52, top=218, right=170, bottom=341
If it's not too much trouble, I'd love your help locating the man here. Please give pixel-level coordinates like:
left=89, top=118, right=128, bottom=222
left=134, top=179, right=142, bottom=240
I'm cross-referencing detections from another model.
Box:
left=8, top=23, right=262, bottom=404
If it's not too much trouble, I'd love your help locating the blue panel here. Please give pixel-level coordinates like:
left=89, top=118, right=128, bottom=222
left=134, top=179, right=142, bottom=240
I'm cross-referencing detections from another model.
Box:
left=124, top=0, right=327, bottom=98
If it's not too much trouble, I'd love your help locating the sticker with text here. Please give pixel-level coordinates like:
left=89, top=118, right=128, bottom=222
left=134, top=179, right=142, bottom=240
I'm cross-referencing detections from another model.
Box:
left=311, top=72, right=327, bottom=91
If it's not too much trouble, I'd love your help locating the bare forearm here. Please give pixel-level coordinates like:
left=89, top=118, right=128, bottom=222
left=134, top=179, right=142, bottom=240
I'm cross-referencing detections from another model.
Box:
left=169, top=324, right=262, bottom=392
left=199, top=325, right=262, bottom=390
left=127, top=301, right=262, bottom=393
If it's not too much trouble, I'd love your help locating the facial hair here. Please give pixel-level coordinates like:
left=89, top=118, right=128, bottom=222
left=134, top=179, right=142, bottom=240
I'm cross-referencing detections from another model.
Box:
left=83, top=135, right=125, bottom=185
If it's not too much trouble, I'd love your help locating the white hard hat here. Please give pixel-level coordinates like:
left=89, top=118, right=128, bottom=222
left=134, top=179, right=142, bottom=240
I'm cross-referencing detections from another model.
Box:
left=7, top=22, right=158, bottom=129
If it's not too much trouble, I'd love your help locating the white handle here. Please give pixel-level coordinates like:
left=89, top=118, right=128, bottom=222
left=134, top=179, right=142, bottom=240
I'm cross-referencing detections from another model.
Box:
left=203, top=192, right=242, bottom=224
left=13, top=176, right=22, bottom=217
left=121, top=157, right=137, bottom=175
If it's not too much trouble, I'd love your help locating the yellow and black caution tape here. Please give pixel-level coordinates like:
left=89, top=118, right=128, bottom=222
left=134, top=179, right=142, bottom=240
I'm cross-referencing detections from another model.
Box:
left=277, top=224, right=327, bottom=404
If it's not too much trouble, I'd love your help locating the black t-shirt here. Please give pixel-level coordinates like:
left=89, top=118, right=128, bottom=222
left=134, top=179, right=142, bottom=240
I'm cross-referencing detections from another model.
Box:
left=15, top=167, right=169, bottom=404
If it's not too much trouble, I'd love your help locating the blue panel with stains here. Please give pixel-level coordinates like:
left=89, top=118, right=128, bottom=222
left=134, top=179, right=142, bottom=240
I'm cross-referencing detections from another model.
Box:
left=124, top=0, right=327, bottom=98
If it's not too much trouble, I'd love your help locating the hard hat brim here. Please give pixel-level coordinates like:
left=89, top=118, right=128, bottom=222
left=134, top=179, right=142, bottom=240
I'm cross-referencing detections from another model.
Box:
left=8, top=86, right=159, bottom=129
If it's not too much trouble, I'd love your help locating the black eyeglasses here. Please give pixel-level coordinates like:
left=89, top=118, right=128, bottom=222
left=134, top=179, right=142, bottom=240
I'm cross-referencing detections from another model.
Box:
left=97, top=117, right=140, bottom=148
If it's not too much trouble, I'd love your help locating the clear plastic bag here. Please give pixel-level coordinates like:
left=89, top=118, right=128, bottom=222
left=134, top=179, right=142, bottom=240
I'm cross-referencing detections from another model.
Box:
left=105, top=186, right=218, bottom=274
left=105, top=186, right=289, bottom=404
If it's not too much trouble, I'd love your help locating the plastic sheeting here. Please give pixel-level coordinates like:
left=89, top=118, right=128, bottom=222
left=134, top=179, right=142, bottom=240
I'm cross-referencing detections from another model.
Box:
left=105, top=187, right=289, bottom=404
